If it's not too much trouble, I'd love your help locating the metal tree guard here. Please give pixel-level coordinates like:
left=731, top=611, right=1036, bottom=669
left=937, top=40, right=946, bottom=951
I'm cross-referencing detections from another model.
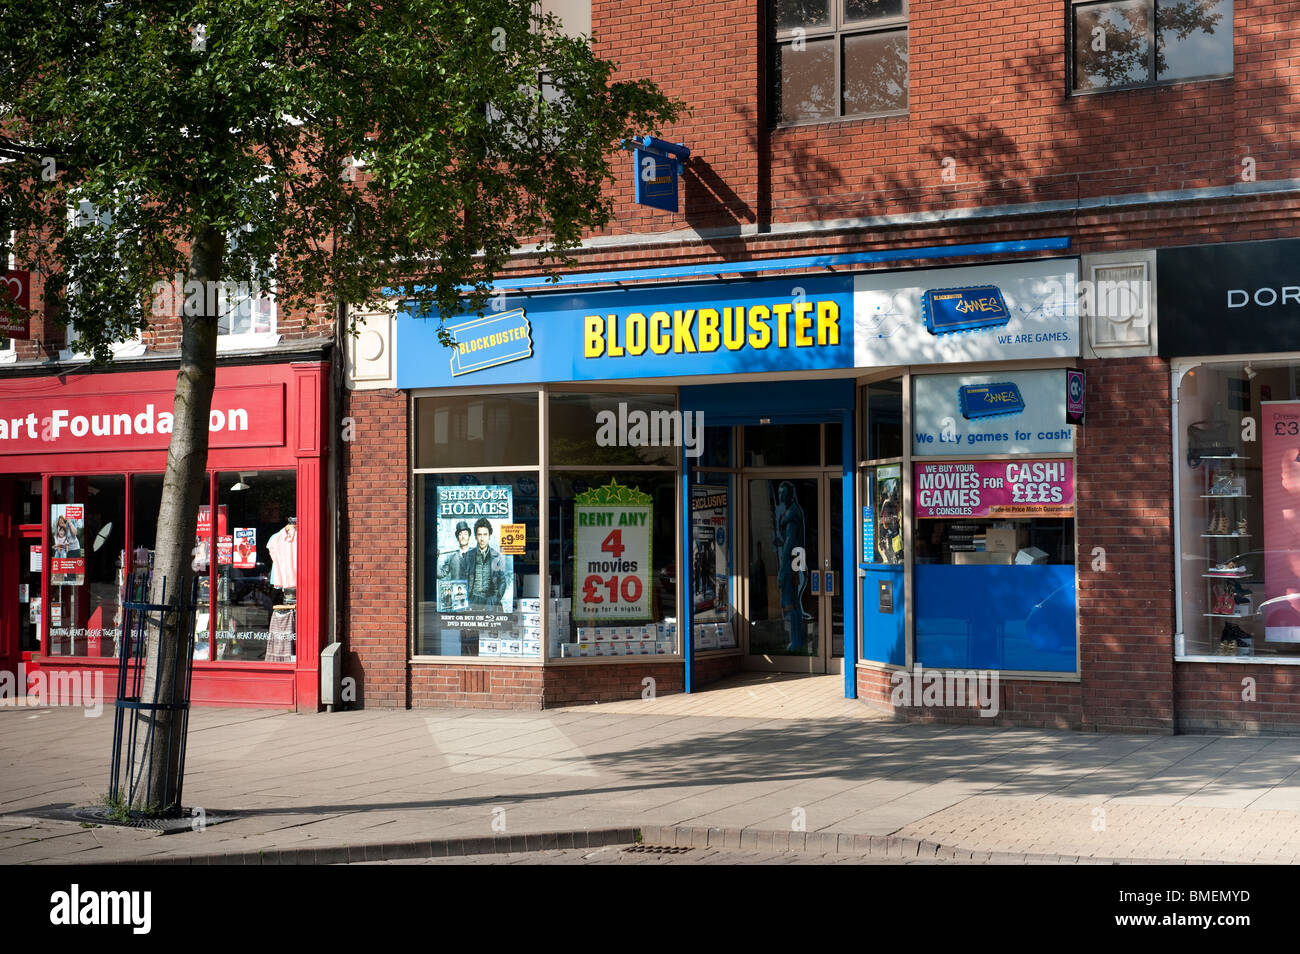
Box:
left=109, top=575, right=200, bottom=817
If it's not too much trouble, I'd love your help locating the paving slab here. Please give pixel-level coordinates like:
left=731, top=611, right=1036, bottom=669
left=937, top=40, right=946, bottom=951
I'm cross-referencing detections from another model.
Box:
left=5, top=680, right=1300, bottom=865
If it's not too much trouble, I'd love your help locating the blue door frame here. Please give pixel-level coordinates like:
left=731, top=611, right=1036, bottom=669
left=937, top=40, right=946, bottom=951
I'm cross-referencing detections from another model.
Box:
left=679, top=380, right=857, bottom=698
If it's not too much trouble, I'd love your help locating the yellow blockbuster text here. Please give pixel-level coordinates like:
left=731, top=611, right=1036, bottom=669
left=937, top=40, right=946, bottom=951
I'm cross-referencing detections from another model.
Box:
left=583, top=301, right=841, bottom=358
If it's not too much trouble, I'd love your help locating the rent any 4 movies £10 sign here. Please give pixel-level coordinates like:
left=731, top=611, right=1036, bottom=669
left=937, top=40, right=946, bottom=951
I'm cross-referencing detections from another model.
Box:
left=573, top=480, right=653, bottom=621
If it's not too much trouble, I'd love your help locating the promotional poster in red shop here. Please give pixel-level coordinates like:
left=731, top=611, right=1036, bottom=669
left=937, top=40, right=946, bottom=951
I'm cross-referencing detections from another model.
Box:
left=49, top=502, right=85, bottom=586
left=1262, top=402, right=1300, bottom=644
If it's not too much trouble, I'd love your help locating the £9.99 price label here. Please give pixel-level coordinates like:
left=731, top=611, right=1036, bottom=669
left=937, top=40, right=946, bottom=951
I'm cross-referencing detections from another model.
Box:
left=572, top=480, right=653, bottom=621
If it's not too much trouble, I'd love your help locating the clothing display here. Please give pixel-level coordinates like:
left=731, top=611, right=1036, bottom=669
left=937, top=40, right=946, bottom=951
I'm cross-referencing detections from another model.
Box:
left=266, top=521, right=298, bottom=589
left=266, top=605, right=296, bottom=663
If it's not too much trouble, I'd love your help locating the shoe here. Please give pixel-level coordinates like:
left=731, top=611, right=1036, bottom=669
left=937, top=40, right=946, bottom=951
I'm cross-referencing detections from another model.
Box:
left=1236, top=516, right=1248, bottom=535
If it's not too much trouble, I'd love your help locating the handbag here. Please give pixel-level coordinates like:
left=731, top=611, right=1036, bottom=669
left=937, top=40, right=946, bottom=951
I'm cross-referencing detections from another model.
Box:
left=1187, top=419, right=1232, bottom=468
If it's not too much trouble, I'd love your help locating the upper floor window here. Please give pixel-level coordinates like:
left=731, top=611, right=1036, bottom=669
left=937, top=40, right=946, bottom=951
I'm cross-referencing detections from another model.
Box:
left=1070, top=0, right=1232, bottom=92
left=218, top=226, right=277, bottom=341
left=62, top=198, right=146, bottom=360
left=1, top=234, right=16, bottom=361
left=770, top=0, right=908, bottom=125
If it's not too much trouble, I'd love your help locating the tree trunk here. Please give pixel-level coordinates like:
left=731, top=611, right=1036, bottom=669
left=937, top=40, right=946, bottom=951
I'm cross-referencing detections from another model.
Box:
left=129, top=226, right=222, bottom=813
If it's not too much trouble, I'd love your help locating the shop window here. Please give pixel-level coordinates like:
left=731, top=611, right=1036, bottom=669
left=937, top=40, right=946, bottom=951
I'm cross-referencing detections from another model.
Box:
left=414, top=393, right=539, bottom=469
left=743, top=422, right=821, bottom=467
left=131, top=474, right=210, bottom=659
left=1177, top=360, right=1300, bottom=659
left=699, top=426, right=734, bottom=468
left=861, top=378, right=903, bottom=461
left=1070, top=0, right=1232, bottom=93
left=47, top=475, right=125, bottom=658
left=549, top=391, right=679, bottom=466
left=769, top=0, right=908, bottom=124
left=912, top=460, right=1077, bottom=672
left=415, top=472, right=542, bottom=657
left=215, top=471, right=298, bottom=662
left=860, top=463, right=906, bottom=666
left=548, top=471, right=679, bottom=658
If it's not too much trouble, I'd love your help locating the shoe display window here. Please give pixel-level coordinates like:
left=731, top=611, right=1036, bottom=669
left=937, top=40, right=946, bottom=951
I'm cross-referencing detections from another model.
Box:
left=1176, top=358, right=1300, bottom=658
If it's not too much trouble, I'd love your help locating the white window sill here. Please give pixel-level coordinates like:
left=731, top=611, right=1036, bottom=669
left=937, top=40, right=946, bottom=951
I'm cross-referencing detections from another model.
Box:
left=58, top=341, right=148, bottom=361
left=217, top=332, right=281, bottom=353
left=1176, top=654, right=1300, bottom=665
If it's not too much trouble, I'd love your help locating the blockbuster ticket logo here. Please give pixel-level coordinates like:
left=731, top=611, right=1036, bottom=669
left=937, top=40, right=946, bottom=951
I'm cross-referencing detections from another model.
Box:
left=449, top=308, right=533, bottom=376
left=922, top=285, right=1011, bottom=335
left=958, top=382, right=1025, bottom=420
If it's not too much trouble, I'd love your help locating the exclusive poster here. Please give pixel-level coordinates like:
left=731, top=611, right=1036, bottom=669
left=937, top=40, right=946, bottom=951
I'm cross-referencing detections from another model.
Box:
left=691, top=484, right=729, bottom=622
left=50, top=503, right=85, bottom=586
left=436, top=485, right=515, bottom=626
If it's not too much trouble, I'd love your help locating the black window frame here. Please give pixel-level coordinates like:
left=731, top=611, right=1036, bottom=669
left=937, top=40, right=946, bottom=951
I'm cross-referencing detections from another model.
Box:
left=1068, top=0, right=1234, bottom=95
left=768, top=0, right=909, bottom=127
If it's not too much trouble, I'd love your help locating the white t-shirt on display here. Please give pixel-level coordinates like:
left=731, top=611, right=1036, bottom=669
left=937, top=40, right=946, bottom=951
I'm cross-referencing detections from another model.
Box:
left=267, top=523, right=298, bottom=589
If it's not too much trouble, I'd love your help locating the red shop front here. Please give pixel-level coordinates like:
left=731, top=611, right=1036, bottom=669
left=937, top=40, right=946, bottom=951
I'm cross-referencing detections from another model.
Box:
left=0, top=360, right=328, bottom=709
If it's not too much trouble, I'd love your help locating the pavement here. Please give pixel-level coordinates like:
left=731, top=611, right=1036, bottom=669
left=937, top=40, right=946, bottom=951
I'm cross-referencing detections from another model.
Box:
left=3, top=672, right=1300, bottom=865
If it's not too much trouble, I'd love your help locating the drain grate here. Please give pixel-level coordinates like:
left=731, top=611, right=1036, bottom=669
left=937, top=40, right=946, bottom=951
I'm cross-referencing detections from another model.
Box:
left=623, top=844, right=693, bottom=854
left=8, top=805, right=240, bottom=834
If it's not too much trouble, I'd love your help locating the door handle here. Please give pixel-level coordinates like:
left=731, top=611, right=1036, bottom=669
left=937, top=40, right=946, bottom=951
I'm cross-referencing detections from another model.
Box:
left=825, top=571, right=834, bottom=595
left=810, top=570, right=820, bottom=595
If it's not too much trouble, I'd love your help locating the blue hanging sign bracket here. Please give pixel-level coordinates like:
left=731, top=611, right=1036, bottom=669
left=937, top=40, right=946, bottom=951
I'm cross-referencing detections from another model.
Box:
left=624, top=136, right=690, bottom=213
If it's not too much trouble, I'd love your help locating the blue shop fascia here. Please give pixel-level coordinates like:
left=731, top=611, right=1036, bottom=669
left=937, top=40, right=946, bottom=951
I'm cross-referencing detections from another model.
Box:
left=394, top=240, right=1085, bottom=698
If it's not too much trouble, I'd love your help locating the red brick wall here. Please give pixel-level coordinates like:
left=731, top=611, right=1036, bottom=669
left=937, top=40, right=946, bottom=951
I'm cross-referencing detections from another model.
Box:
left=1076, top=357, right=1176, bottom=731
left=543, top=663, right=683, bottom=708
left=857, top=666, right=1088, bottom=731
left=410, top=663, right=546, bottom=709
left=588, top=0, right=1300, bottom=236
left=1176, top=664, right=1300, bottom=733
left=5, top=249, right=333, bottom=363
left=694, top=652, right=744, bottom=686
left=401, top=655, right=740, bottom=710
left=339, top=387, right=408, bottom=708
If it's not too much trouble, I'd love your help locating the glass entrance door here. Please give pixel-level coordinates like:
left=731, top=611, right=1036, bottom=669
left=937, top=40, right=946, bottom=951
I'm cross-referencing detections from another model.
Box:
left=744, top=473, right=842, bottom=674
left=18, top=527, right=41, bottom=662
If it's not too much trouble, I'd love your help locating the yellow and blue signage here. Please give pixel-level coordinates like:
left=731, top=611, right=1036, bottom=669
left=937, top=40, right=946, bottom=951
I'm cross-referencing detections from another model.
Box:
left=396, top=275, right=855, bottom=388
left=448, top=308, right=533, bottom=376
left=630, top=137, right=690, bottom=213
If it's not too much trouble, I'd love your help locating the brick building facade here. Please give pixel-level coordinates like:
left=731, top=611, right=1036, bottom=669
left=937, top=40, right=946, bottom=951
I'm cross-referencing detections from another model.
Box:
left=336, top=0, right=1300, bottom=733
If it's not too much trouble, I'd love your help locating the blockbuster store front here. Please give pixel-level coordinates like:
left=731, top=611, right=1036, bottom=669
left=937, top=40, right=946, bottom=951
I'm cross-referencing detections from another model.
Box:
left=394, top=245, right=1084, bottom=709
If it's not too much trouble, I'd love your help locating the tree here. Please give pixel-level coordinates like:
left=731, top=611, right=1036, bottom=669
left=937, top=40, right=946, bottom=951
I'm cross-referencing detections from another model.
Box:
left=0, top=0, right=679, bottom=813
